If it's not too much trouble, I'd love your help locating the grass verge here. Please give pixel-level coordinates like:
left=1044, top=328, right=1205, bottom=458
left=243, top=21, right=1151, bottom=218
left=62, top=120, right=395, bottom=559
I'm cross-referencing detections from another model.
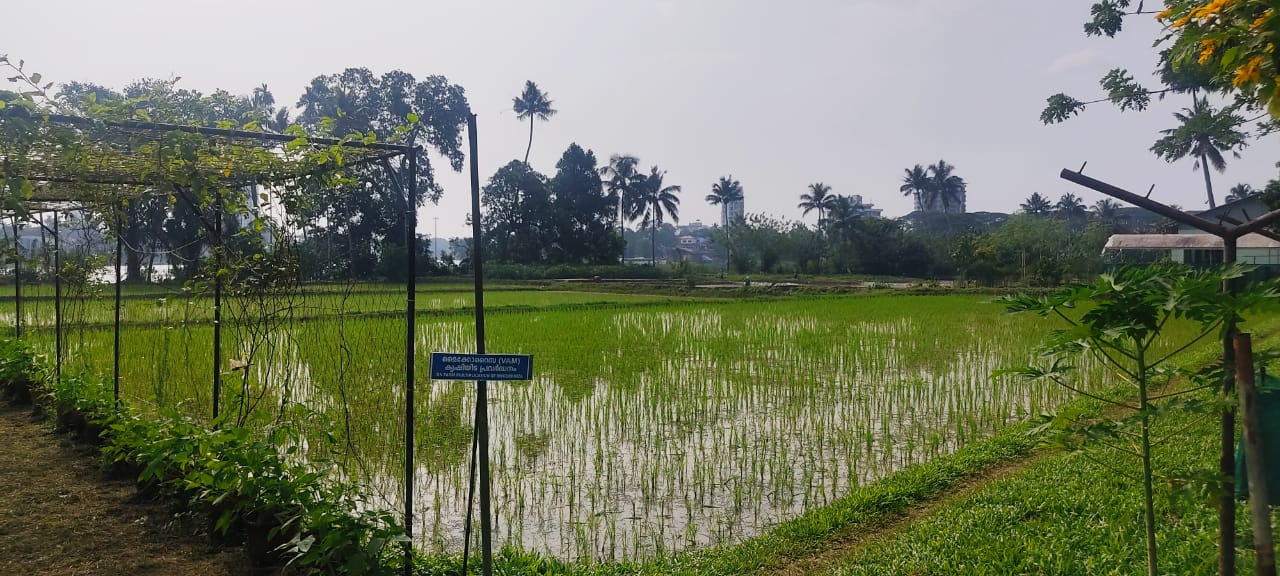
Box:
left=827, top=324, right=1280, bottom=576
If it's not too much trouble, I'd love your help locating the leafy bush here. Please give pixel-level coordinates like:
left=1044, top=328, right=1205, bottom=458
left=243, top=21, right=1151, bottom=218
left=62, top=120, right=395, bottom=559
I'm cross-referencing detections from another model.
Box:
left=0, top=338, right=40, bottom=401
left=99, top=410, right=407, bottom=573
left=0, top=340, right=407, bottom=574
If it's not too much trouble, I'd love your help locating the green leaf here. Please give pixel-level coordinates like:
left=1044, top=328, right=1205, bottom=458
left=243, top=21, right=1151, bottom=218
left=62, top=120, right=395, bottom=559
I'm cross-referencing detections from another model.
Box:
left=28, top=73, right=40, bottom=85
left=1221, top=46, right=1240, bottom=68
left=1041, top=93, right=1086, bottom=124
left=406, top=112, right=419, bottom=124
left=0, top=100, right=6, bottom=110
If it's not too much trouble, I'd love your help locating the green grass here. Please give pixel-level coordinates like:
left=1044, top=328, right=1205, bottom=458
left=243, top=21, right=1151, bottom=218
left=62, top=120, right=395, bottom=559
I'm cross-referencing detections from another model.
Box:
left=829, top=399, right=1223, bottom=576
left=826, top=319, right=1280, bottom=576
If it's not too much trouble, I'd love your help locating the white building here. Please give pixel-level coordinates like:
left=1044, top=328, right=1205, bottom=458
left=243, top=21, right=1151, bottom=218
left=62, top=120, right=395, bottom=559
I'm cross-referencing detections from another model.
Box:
left=722, top=197, right=744, bottom=227
left=1102, top=196, right=1280, bottom=269
left=848, top=195, right=884, bottom=218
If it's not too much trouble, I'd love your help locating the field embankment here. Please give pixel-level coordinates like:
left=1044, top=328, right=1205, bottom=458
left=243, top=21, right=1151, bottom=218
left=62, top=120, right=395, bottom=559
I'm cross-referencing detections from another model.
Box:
left=0, top=404, right=247, bottom=576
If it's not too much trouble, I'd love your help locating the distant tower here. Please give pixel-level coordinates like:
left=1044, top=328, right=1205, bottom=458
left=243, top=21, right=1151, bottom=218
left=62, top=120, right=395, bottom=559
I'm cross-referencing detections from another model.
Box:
left=920, top=191, right=966, bottom=214
left=723, top=197, right=744, bottom=226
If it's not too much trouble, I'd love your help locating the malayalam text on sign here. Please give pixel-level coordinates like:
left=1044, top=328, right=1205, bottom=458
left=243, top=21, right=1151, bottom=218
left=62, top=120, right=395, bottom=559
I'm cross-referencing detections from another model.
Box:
left=429, top=353, right=533, bottom=381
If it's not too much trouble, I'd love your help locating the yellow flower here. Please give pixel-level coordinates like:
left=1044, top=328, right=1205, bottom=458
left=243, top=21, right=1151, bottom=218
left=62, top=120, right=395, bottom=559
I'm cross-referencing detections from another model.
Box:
left=1256, top=10, right=1275, bottom=30
left=1190, top=0, right=1231, bottom=21
left=1233, top=56, right=1264, bottom=87
left=1156, top=7, right=1174, bottom=20
left=1173, top=14, right=1192, bottom=27
left=1199, top=39, right=1217, bottom=64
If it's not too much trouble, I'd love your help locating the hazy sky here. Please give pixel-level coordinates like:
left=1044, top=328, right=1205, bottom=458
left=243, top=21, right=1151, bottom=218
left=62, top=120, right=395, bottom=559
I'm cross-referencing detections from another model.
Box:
left=7, top=0, right=1280, bottom=238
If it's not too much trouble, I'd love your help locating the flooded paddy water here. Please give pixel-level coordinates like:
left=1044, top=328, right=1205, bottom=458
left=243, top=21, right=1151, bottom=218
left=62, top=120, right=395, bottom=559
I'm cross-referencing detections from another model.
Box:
left=16, top=292, right=1199, bottom=561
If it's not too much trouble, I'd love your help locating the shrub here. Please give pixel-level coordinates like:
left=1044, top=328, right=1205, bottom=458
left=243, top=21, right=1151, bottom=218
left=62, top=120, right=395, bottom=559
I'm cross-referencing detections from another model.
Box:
left=0, top=338, right=40, bottom=402
left=0, top=341, right=407, bottom=574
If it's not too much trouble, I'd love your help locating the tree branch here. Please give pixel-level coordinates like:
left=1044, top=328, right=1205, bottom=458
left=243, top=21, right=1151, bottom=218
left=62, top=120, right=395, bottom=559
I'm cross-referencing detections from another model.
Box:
left=1149, top=413, right=1213, bottom=447
left=1148, top=380, right=1220, bottom=401
left=1089, top=346, right=1139, bottom=382
left=1150, top=324, right=1221, bottom=368
left=1048, top=374, right=1139, bottom=410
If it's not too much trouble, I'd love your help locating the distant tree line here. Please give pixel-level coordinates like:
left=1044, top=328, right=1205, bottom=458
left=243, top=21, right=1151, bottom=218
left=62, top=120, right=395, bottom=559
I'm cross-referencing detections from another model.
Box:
left=705, top=183, right=1267, bottom=285
left=8, top=60, right=1279, bottom=286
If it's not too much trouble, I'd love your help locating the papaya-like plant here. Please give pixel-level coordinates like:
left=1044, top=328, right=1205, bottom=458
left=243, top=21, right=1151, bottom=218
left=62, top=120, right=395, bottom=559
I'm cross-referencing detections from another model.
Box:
left=1001, top=263, right=1278, bottom=576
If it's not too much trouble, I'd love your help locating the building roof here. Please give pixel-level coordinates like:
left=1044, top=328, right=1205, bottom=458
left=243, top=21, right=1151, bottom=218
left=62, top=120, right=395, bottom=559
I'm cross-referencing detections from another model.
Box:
left=1104, top=233, right=1280, bottom=251
left=1188, top=195, right=1271, bottom=223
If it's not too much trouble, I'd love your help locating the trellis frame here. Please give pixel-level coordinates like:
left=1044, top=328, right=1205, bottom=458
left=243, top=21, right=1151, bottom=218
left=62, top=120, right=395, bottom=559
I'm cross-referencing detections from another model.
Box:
left=0, top=108, right=423, bottom=571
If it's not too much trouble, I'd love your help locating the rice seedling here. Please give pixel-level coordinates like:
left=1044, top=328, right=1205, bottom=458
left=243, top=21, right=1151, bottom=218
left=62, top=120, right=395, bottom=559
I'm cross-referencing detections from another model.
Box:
left=8, top=289, right=1207, bottom=562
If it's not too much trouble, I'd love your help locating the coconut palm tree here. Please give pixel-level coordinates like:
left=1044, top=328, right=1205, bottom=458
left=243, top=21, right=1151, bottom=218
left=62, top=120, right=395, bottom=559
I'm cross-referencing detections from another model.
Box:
left=900, top=165, right=931, bottom=212
left=707, top=176, right=744, bottom=267
left=631, top=166, right=682, bottom=265
left=798, top=182, right=836, bottom=227
left=263, top=108, right=291, bottom=133
left=600, top=154, right=641, bottom=260
left=1150, top=97, right=1248, bottom=209
left=251, top=83, right=274, bottom=110
left=824, top=195, right=867, bottom=246
left=1020, top=193, right=1053, bottom=215
left=926, top=160, right=966, bottom=213
left=512, top=80, right=557, bottom=164
left=1092, top=198, right=1123, bottom=225
left=707, top=176, right=744, bottom=226
left=1226, top=183, right=1256, bottom=203
left=1055, top=193, right=1087, bottom=220
left=826, top=195, right=862, bottom=222
left=249, top=83, right=291, bottom=132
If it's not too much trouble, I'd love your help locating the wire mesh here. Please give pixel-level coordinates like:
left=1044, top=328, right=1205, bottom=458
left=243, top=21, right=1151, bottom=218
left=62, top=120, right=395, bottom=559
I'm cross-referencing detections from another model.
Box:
left=0, top=111, right=437, bottom=556
left=6, top=184, right=420, bottom=548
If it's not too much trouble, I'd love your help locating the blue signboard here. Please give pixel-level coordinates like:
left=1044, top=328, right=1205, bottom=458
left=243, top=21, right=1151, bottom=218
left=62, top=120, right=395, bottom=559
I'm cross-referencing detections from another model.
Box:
left=429, top=353, right=533, bottom=381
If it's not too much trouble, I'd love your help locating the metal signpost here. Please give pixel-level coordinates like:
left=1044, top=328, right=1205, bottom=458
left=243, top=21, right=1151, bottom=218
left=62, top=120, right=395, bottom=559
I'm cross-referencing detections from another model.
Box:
left=435, top=350, right=533, bottom=576
left=429, top=113, right=536, bottom=576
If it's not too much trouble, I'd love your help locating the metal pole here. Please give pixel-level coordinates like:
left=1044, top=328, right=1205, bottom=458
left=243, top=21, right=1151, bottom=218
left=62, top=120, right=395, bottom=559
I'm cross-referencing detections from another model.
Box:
left=1221, top=236, right=1239, bottom=576
left=1060, top=169, right=1231, bottom=236
left=404, top=150, right=418, bottom=576
left=212, top=188, right=223, bottom=422
left=13, top=217, right=20, bottom=339
left=461, top=429, right=478, bottom=573
left=113, top=203, right=122, bottom=404
left=466, top=113, right=493, bottom=576
left=53, top=211, right=61, bottom=382
left=1235, top=333, right=1277, bottom=576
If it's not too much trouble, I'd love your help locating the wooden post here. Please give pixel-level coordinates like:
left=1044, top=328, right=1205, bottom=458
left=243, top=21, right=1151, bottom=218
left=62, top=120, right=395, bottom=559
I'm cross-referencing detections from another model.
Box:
left=1223, top=237, right=1240, bottom=576
left=1235, top=333, right=1276, bottom=576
